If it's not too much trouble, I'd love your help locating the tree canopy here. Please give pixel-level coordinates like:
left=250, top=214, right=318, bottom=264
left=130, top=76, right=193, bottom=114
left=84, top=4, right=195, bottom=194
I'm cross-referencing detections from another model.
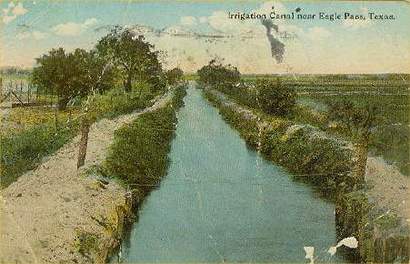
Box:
left=32, top=48, right=115, bottom=110
left=96, top=27, right=164, bottom=92
left=166, top=67, right=184, bottom=85
left=256, top=78, right=296, bottom=116
left=197, top=60, right=240, bottom=88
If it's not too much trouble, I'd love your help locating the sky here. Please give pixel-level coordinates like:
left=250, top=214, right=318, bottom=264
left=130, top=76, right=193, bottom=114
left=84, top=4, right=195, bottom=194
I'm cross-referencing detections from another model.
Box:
left=1, top=0, right=410, bottom=74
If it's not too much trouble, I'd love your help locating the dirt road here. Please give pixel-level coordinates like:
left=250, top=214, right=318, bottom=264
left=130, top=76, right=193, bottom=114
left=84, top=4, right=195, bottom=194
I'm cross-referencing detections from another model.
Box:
left=0, top=93, right=171, bottom=263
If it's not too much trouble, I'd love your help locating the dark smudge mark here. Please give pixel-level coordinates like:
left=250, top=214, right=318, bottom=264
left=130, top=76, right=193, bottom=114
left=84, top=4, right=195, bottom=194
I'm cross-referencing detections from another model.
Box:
left=261, top=19, right=285, bottom=63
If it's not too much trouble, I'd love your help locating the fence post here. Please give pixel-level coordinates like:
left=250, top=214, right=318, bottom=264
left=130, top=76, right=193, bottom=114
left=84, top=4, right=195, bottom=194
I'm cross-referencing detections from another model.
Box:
left=36, top=85, right=39, bottom=102
left=27, top=84, right=31, bottom=104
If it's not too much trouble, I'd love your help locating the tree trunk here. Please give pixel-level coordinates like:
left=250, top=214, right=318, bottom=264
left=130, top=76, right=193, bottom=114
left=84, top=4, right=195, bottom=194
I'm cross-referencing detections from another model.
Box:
left=57, top=96, right=69, bottom=111
left=124, top=74, right=132, bottom=93
left=77, top=118, right=91, bottom=169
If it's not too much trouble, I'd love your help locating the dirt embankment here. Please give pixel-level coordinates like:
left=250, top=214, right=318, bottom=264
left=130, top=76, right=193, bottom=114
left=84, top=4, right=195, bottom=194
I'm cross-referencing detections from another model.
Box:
left=208, top=89, right=410, bottom=262
left=366, top=157, right=410, bottom=225
left=211, top=89, right=410, bottom=222
left=0, top=94, right=171, bottom=264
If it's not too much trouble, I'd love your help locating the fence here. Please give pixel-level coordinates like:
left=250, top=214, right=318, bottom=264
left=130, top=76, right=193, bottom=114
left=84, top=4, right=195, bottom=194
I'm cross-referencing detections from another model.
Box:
left=0, top=79, right=56, bottom=108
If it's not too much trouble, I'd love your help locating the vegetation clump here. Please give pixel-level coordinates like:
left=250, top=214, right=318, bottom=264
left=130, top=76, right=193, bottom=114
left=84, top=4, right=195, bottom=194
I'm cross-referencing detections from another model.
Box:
left=203, top=90, right=353, bottom=197
left=1, top=123, right=77, bottom=187
left=1, top=26, right=179, bottom=187
left=197, top=59, right=240, bottom=89
left=103, top=85, right=187, bottom=203
left=256, top=78, right=296, bottom=116
left=198, top=61, right=296, bottom=117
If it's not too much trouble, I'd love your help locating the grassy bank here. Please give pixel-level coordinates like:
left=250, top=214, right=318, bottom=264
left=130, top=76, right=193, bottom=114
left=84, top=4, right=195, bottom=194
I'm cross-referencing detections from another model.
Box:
left=210, top=75, right=410, bottom=176
left=103, top=85, right=187, bottom=205
left=203, top=89, right=354, bottom=198
left=297, top=90, right=409, bottom=176
left=204, top=88, right=410, bottom=263
left=336, top=189, right=410, bottom=263
left=0, top=86, right=160, bottom=188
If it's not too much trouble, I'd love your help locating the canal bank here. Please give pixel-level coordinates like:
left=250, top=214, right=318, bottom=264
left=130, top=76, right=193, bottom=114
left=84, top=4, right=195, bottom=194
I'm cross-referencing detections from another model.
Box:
left=0, top=92, right=173, bottom=264
left=118, top=85, right=344, bottom=263
left=203, top=88, right=410, bottom=263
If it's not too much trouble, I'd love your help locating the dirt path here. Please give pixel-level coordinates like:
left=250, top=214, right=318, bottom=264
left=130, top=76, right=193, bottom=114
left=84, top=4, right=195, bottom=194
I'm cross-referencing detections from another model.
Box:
left=0, top=93, right=171, bottom=264
left=366, top=157, right=410, bottom=224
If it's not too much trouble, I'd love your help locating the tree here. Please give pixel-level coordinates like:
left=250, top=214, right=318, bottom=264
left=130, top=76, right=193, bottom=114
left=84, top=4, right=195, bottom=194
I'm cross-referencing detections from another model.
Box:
left=72, top=48, right=116, bottom=169
left=32, top=48, right=85, bottom=110
left=327, top=101, right=380, bottom=185
left=72, top=48, right=116, bottom=95
left=165, top=67, right=184, bottom=85
left=96, top=27, right=163, bottom=93
left=32, top=48, right=116, bottom=110
left=197, top=60, right=240, bottom=89
left=256, top=78, right=296, bottom=116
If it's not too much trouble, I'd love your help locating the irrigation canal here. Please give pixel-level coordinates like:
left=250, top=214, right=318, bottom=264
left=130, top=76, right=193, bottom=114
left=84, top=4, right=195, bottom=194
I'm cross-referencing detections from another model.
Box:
left=119, top=84, right=343, bottom=263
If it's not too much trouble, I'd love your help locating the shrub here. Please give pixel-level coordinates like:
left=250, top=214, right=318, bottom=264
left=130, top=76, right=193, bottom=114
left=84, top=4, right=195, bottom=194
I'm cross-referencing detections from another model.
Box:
left=204, top=89, right=353, bottom=198
left=92, top=86, right=155, bottom=119
left=197, top=60, right=240, bottom=89
left=256, top=78, right=296, bottom=116
left=103, top=86, right=186, bottom=201
left=166, top=67, right=184, bottom=85
left=0, top=83, right=162, bottom=188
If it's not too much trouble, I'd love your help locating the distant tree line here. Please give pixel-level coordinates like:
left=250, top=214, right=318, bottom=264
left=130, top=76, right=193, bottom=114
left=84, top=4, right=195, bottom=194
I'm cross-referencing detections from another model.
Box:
left=197, top=60, right=296, bottom=117
left=0, top=67, right=31, bottom=76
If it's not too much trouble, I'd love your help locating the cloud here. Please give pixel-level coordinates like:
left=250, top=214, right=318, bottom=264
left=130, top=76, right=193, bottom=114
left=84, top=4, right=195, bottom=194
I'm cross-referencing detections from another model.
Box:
left=2, top=15, right=16, bottom=24
left=17, top=30, right=48, bottom=40
left=199, top=17, right=208, bottom=23
left=2, top=2, right=28, bottom=24
left=306, top=27, right=331, bottom=40
left=180, top=16, right=196, bottom=26
left=12, top=2, right=28, bottom=15
left=52, top=18, right=98, bottom=36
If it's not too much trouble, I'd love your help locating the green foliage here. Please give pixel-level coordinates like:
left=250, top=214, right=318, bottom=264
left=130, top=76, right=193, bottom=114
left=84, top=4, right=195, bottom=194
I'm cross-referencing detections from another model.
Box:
left=297, top=87, right=409, bottom=176
left=71, top=48, right=117, bottom=95
left=32, top=47, right=116, bottom=110
left=96, top=27, right=165, bottom=93
left=104, top=86, right=186, bottom=201
left=327, top=100, right=379, bottom=143
left=0, top=83, right=159, bottom=188
left=374, top=212, right=400, bottom=230
left=336, top=190, right=370, bottom=262
left=32, top=48, right=81, bottom=110
left=75, top=230, right=100, bottom=259
left=165, top=67, right=184, bottom=85
left=0, top=122, right=78, bottom=188
left=197, top=60, right=240, bottom=88
left=91, top=86, right=155, bottom=120
left=256, top=78, right=296, bottom=116
left=204, top=89, right=354, bottom=198
left=197, top=64, right=295, bottom=117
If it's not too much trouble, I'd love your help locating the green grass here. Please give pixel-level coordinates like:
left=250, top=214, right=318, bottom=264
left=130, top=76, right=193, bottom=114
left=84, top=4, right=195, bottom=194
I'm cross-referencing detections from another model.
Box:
left=0, top=123, right=78, bottom=187
left=203, top=89, right=354, bottom=198
left=103, top=85, right=187, bottom=203
left=296, top=91, right=409, bottom=176
left=0, top=84, right=163, bottom=188
left=219, top=75, right=409, bottom=176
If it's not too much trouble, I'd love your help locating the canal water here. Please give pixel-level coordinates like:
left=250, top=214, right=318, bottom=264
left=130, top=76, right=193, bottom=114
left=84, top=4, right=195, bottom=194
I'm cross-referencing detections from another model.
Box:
left=120, top=86, right=342, bottom=263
